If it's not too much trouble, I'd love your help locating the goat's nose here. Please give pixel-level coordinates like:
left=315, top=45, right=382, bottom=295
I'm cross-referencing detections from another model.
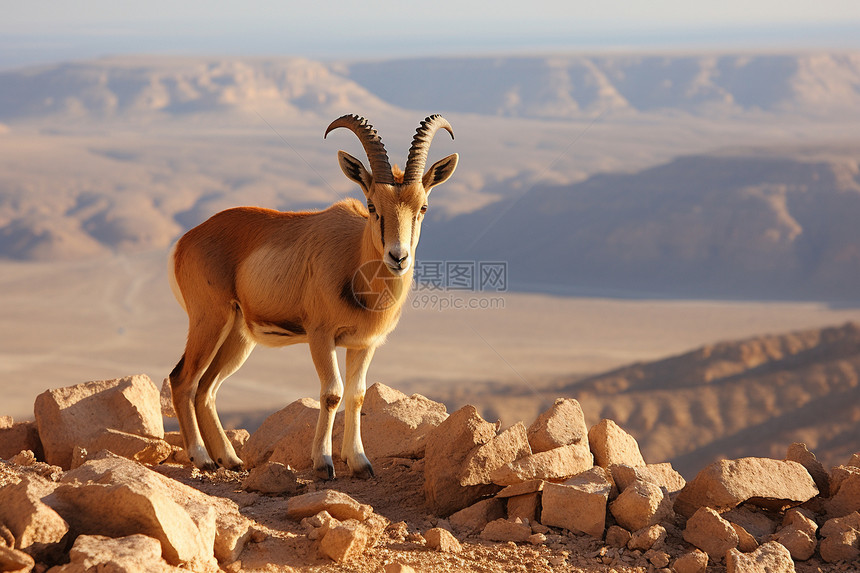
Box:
left=389, top=251, right=408, bottom=265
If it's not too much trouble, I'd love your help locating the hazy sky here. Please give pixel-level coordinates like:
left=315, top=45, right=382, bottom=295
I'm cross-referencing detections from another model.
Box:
left=2, top=0, right=859, bottom=68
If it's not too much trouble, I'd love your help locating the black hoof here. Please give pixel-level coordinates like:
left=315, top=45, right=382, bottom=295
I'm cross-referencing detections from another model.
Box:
left=351, top=463, right=375, bottom=480
left=314, top=463, right=335, bottom=480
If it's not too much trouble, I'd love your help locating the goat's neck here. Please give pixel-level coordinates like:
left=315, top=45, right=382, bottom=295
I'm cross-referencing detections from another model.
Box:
left=357, top=222, right=412, bottom=307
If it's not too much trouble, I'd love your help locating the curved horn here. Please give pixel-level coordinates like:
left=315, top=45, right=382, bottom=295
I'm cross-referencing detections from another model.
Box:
left=325, top=114, right=395, bottom=185
left=403, top=114, right=454, bottom=184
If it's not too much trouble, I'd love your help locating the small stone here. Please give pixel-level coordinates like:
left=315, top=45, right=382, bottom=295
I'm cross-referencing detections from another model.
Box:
left=672, top=550, right=708, bottom=573
left=588, top=419, right=646, bottom=468
left=286, top=489, right=372, bottom=522
left=0, top=545, right=35, bottom=573
left=627, top=524, right=666, bottom=551
left=610, top=462, right=685, bottom=494
left=609, top=479, right=673, bottom=531
left=0, top=421, right=42, bottom=461
left=825, top=465, right=860, bottom=517
left=0, top=474, right=69, bottom=561
left=682, top=507, right=739, bottom=562
left=46, top=534, right=180, bottom=573
left=605, top=525, right=631, bottom=548
left=448, top=497, right=505, bottom=535
left=383, top=563, right=416, bottom=573
left=785, top=442, right=830, bottom=497
left=241, top=462, right=300, bottom=494
left=819, top=511, right=860, bottom=563
left=722, top=506, right=779, bottom=543
left=645, top=549, right=670, bottom=568
left=424, top=528, right=461, bottom=553
left=731, top=522, right=759, bottom=552
left=479, top=518, right=532, bottom=543
left=769, top=508, right=817, bottom=561
left=527, top=533, right=546, bottom=545
left=319, top=520, right=369, bottom=563
left=540, top=467, right=611, bottom=538
left=527, top=398, right=588, bottom=453
left=726, top=541, right=795, bottom=573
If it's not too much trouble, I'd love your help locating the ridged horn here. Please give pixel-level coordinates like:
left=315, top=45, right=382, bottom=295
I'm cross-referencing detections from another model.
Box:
left=325, top=114, right=395, bottom=185
left=404, top=114, right=454, bottom=184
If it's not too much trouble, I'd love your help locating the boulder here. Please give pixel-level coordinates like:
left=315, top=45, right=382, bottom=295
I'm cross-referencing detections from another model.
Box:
left=0, top=545, right=35, bottom=573
left=448, top=498, right=505, bottom=535
left=769, top=508, right=817, bottom=561
left=34, top=375, right=164, bottom=469
left=672, top=550, right=708, bottom=573
left=540, top=467, right=611, bottom=537
left=479, top=518, right=532, bottom=543
left=726, top=541, right=796, bottom=573
left=682, top=507, right=739, bottom=562
left=423, top=405, right=499, bottom=516
left=627, top=524, right=666, bottom=551
left=46, top=534, right=183, bottom=572
left=459, top=422, right=530, bottom=486
left=286, top=489, right=372, bottom=522
left=361, top=383, right=448, bottom=459
left=825, top=465, right=860, bottom=517
left=674, top=458, right=818, bottom=518
left=785, top=442, right=830, bottom=497
left=819, top=511, right=860, bottom=563
left=526, top=398, right=588, bottom=453
left=588, top=419, right=645, bottom=468
left=609, top=478, right=673, bottom=531
left=610, top=462, right=685, bottom=494
left=0, top=420, right=42, bottom=461
left=424, top=527, right=462, bottom=552
left=52, top=452, right=250, bottom=571
left=241, top=462, right=300, bottom=495
left=0, top=474, right=68, bottom=561
left=489, top=442, right=592, bottom=486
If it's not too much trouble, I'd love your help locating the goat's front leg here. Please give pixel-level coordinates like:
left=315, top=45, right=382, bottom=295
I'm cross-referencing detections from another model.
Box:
left=308, top=332, right=342, bottom=479
left=342, top=346, right=376, bottom=479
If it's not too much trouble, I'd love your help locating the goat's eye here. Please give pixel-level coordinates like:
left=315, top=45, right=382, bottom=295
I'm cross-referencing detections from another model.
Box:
left=420, top=205, right=428, bottom=215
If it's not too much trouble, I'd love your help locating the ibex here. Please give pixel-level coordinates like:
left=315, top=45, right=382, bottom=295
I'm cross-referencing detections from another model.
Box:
left=168, top=114, right=458, bottom=479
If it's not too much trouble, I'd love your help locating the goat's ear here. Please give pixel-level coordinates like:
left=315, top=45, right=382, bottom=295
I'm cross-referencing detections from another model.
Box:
left=338, top=150, right=373, bottom=197
left=422, top=153, right=458, bottom=194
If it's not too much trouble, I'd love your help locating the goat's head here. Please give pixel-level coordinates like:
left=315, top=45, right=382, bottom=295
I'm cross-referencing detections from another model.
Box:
left=326, top=114, right=458, bottom=276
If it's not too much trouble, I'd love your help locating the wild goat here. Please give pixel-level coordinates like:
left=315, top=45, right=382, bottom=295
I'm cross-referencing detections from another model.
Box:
left=168, top=114, right=458, bottom=478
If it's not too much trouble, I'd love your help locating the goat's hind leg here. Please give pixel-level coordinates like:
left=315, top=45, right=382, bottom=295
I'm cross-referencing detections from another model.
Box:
left=170, top=311, right=233, bottom=471
left=342, top=346, right=375, bottom=479
left=194, top=318, right=255, bottom=470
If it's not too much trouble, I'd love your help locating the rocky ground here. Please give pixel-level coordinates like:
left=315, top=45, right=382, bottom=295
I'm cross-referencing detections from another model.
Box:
left=1, top=374, right=860, bottom=572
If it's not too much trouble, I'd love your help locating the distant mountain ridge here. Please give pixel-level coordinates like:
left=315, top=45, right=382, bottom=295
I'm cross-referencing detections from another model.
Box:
left=421, top=148, right=860, bottom=301
left=1, top=52, right=859, bottom=121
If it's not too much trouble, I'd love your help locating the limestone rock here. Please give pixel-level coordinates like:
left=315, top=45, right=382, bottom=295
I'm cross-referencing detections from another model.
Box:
left=423, top=405, right=499, bottom=516
left=605, top=525, right=631, bottom=548
left=459, top=422, right=530, bottom=486
left=361, top=383, right=448, bottom=459
left=383, top=563, right=416, bottom=573
left=819, top=511, right=860, bottom=563
left=81, top=428, right=172, bottom=466
left=675, top=458, right=818, bottom=518
left=769, top=508, right=817, bottom=561
left=682, top=507, right=739, bottom=562
left=672, top=550, right=708, bottom=573
left=448, top=498, right=505, bottom=534
left=53, top=452, right=250, bottom=571
left=243, top=397, right=328, bottom=470
left=610, top=462, right=685, bottom=494
left=825, top=465, right=860, bottom=517
left=609, top=478, right=673, bottom=532
left=319, top=520, right=369, bottom=563
left=540, top=467, right=612, bottom=537
left=241, top=462, right=300, bottom=495
left=731, top=522, right=759, bottom=552
left=785, top=442, right=830, bottom=497
left=0, top=545, right=35, bottom=573
left=527, top=398, right=588, bottom=453
left=645, top=549, right=670, bottom=568
left=627, top=524, right=666, bottom=551
left=479, top=518, right=532, bottom=543
left=588, top=419, right=646, bottom=468
left=0, top=474, right=69, bottom=561
left=489, top=442, right=592, bottom=486
left=0, top=420, right=42, bottom=461
left=286, top=489, right=372, bottom=522
left=506, top=492, right=540, bottom=523
left=722, top=506, right=779, bottom=543
left=726, top=541, right=796, bottom=573
left=46, top=534, right=182, bottom=573
left=424, top=527, right=462, bottom=552
left=34, top=375, right=164, bottom=469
